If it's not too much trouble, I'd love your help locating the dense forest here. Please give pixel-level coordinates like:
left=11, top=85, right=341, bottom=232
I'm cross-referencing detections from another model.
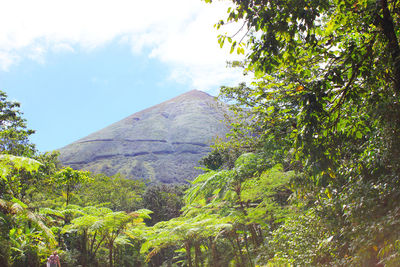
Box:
left=2, top=0, right=400, bottom=266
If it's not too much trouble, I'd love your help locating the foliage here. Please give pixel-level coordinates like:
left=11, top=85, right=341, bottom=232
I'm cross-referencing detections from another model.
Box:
left=53, top=167, right=91, bottom=206
left=77, top=173, right=145, bottom=212
left=61, top=205, right=151, bottom=267
left=139, top=213, right=233, bottom=267
left=0, top=148, right=149, bottom=266
left=27, top=151, right=63, bottom=208
left=0, top=155, right=41, bottom=184
left=0, top=154, right=55, bottom=267
left=201, top=0, right=400, bottom=265
left=137, top=153, right=295, bottom=266
left=0, top=90, right=35, bottom=157
left=142, top=183, right=187, bottom=226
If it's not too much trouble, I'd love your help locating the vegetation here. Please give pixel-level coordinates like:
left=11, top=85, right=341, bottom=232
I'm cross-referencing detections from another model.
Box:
left=2, top=0, right=400, bottom=265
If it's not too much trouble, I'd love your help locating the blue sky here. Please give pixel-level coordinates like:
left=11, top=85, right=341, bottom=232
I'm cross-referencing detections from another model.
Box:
left=0, top=0, right=247, bottom=152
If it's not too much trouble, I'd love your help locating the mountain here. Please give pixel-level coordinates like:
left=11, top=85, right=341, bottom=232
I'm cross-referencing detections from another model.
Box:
left=58, top=90, right=230, bottom=183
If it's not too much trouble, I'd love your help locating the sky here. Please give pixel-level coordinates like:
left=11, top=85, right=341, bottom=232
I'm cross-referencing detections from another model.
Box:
left=0, top=0, right=247, bottom=152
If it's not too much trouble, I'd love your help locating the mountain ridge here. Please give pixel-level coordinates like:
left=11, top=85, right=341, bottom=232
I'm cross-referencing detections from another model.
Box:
left=58, top=90, right=230, bottom=183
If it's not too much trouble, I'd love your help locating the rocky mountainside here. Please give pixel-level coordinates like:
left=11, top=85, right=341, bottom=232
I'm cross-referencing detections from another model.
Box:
left=58, top=90, right=230, bottom=183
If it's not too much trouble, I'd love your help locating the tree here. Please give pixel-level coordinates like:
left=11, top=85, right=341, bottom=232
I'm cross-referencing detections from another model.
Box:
left=0, top=90, right=35, bottom=157
left=140, top=214, right=232, bottom=267
left=185, top=153, right=295, bottom=266
left=62, top=206, right=151, bottom=267
left=0, top=155, right=55, bottom=267
left=102, top=209, right=151, bottom=267
left=77, top=174, right=145, bottom=212
left=0, top=155, right=42, bottom=200
left=142, top=183, right=187, bottom=225
left=54, top=167, right=90, bottom=206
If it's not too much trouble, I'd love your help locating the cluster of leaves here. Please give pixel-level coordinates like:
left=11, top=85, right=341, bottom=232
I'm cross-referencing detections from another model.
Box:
left=0, top=154, right=55, bottom=267
left=0, top=91, right=35, bottom=157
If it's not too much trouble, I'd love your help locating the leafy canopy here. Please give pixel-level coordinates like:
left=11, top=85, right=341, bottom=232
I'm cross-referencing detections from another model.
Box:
left=0, top=90, right=35, bottom=156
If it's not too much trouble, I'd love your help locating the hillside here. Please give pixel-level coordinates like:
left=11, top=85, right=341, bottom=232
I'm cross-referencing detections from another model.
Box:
left=58, top=90, right=230, bottom=183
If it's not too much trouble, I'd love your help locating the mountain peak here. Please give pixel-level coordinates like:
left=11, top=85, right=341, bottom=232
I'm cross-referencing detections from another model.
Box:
left=124, top=90, right=217, bottom=124
left=178, top=90, right=213, bottom=99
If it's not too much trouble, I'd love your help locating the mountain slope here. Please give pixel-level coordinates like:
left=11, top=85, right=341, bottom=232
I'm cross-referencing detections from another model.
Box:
left=58, top=90, right=230, bottom=183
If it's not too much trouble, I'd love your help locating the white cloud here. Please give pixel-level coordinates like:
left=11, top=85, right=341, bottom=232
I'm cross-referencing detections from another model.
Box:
left=52, top=43, right=75, bottom=53
left=0, top=0, right=247, bottom=90
left=0, top=51, right=20, bottom=71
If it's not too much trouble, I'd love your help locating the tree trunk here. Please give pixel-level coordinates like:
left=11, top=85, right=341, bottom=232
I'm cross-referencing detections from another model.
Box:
left=227, top=234, right=242, bottom=266
left=235, top=232, right=246, bottom=267
left=66, top=184, right=70, bottom=206
left=243, top=232, right=254, bottom=267
left=248, top=223, right=261, bottom=246
left=209, top=237, right=218, bottom=266
left=0, top=255, right=8, bottom=267
left=185, top=241, right=193, bottom=267
left=109, top=241, right=114, bottom=267
left=81, top=230, right=88, bottom=267
left=194, top=242, right=201, bottom=267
